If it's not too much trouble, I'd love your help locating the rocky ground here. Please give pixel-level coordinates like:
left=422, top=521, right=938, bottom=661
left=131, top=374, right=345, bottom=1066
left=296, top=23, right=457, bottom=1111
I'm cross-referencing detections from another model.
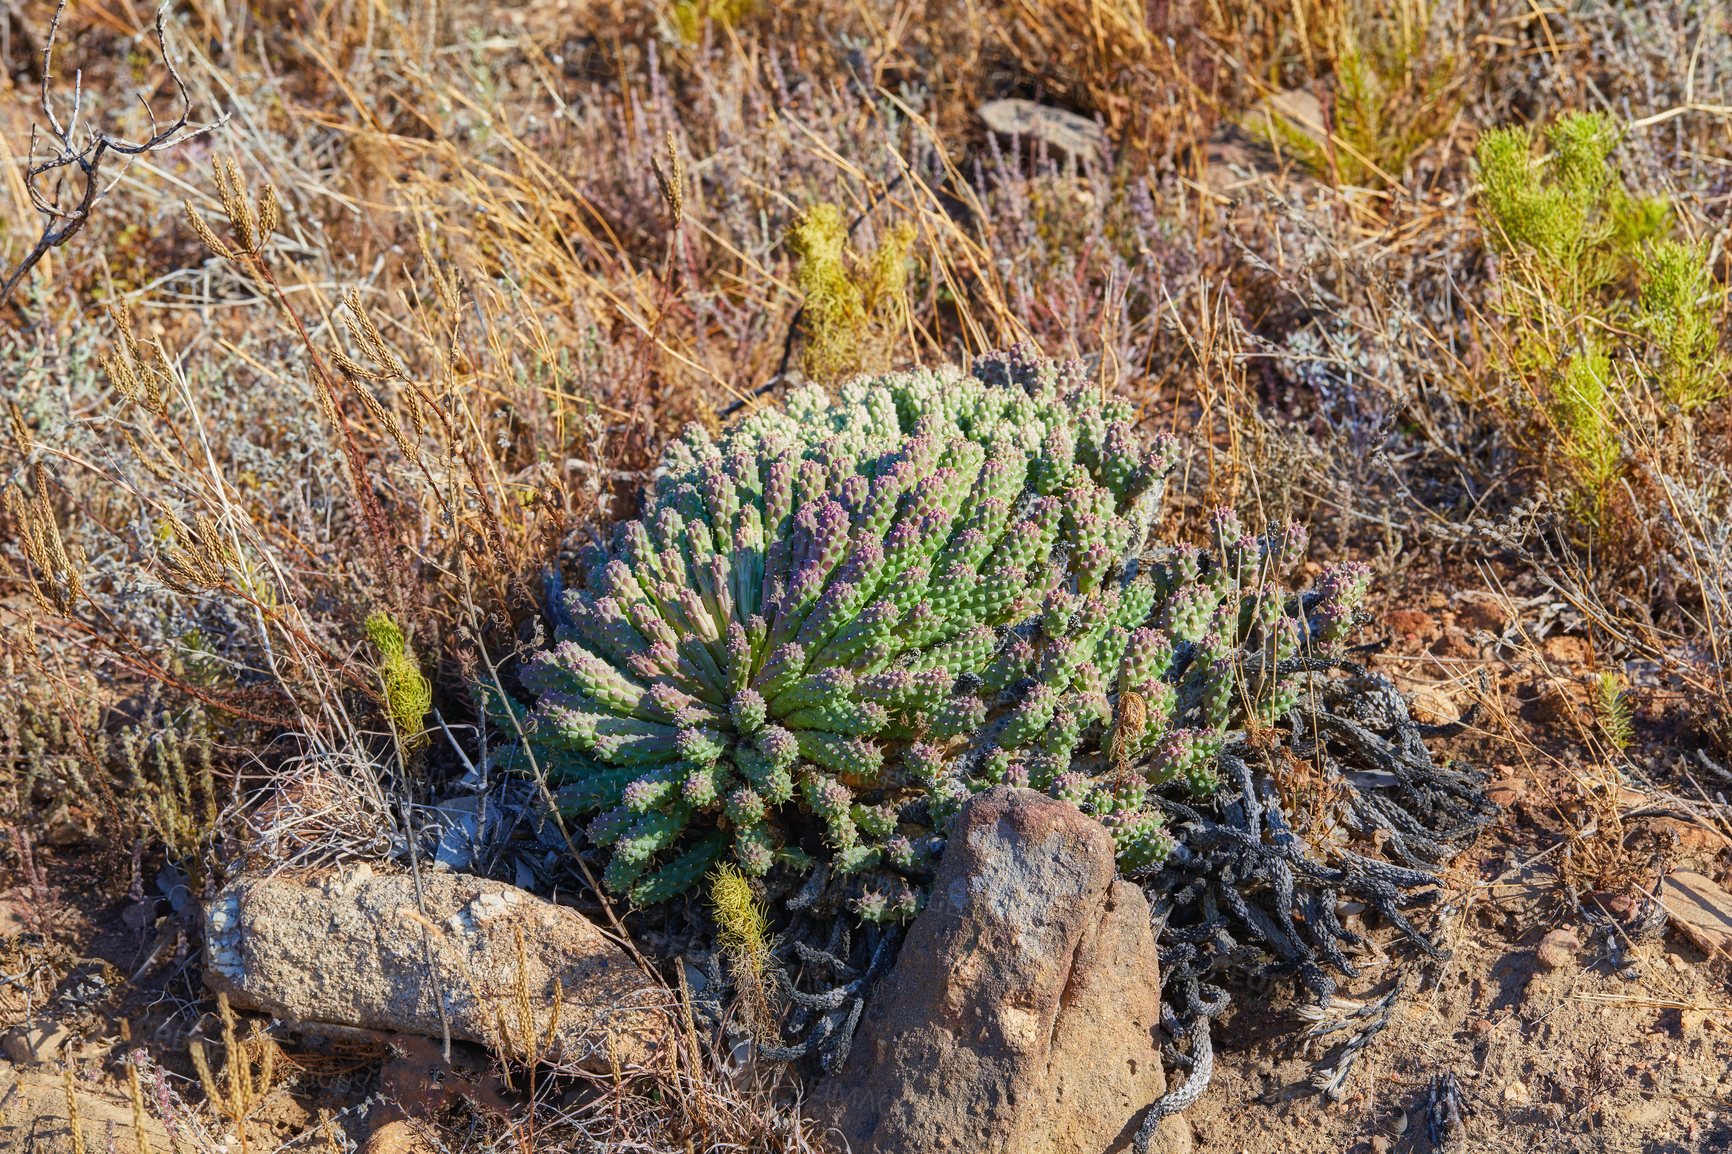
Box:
left=1164, top=584, right=1732, bottom=1154
left=4, top=580, right=1731, bottom=1154
left=4, top=0, right=1732, bottom=1151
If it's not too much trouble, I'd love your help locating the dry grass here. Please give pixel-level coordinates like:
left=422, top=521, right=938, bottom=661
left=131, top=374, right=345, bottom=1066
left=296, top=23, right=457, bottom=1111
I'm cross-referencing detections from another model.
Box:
left=2, top=0, right=1732, bottom=1148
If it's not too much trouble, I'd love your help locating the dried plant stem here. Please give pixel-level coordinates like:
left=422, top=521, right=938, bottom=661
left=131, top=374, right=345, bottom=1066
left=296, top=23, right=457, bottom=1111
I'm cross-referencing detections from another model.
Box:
left=126, top=1059, right=155, bottom=1154
left=61, top=1066, right=86, bottom=1154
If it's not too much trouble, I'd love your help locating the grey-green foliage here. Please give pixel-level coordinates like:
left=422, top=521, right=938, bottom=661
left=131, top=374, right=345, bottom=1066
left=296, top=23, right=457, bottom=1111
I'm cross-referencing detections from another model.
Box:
left=492, top=345, right=1371, bottom=919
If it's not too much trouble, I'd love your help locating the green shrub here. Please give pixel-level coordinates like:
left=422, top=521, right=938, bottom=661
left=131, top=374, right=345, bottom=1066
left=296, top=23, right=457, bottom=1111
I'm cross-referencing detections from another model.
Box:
left=1249, top=0, right=1461, bottom=189
left=1636, top=239, right=1726, bottom=411
left=1473, top=112, right=1718, bottom=520
left=669, top=0, right=758, bottom=45
left=366, top=612, right=432, bottom=748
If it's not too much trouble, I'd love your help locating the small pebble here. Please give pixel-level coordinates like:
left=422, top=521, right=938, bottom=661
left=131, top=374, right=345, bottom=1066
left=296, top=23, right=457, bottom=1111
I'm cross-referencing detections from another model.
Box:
left=1372, top=1137, right=1392, bottom=1154
left=1536, top=928, right=1580, bottom=970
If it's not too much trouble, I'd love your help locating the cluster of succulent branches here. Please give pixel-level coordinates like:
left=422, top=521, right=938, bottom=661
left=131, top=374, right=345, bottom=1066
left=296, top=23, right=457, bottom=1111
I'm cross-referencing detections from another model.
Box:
left=492, top=344, right=1374, bottom=918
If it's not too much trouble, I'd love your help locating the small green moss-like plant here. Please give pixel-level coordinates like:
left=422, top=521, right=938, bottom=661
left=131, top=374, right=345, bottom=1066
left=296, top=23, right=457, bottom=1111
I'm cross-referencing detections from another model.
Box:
left=493, top=346, right=1369, bottom=915
left=1636, top=239, right=1726, bottom=412
left=710, top=863, right=776, bottom=1036
left=786, top=203, right=916, bottom=384
left=1590, top=671, right=1635, bottom=752
left=668, top=0, right=757, bottom=45
left=366, top=612, right=432, bottom=748
left=1474, top=112, right=1718, bottom=521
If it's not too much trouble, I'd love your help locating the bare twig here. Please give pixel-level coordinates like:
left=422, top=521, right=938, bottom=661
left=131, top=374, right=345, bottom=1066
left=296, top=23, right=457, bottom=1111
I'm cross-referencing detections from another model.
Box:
left=0, top=1, right=226, bottom=310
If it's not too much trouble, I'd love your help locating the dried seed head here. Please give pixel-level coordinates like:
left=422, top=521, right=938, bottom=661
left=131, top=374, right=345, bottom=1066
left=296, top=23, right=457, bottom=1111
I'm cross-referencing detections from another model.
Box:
left=62, top=1065, right=86, bottom=1154
left=7, top=400, right=32, bottom=457
left=416, top=229, right=463, bottom=313
left=328, top=348, right=383, bottom=381
left=543, top=977, right=563, bottom=1057
left=191, top=157, right=281, bottom=259
left=188, top=1039, right=226, bottom=1116
left=343, top=290, right=406, bottom=379
left=108, top=300, right=142, bottom=362
left=215, top=156, right=255, bottom=253
left=121, top=429, right=174, bottom=483
left=650, top=129, right=684, bottom=229
left=311, top=369, right=342, bottom=430
left=345, top=378, right=421, bottom=465
left=143, top=340, right=173, bottom=415
left=161, top=512, right=229, bottom=593
left=101, top=351, right=142, bottom=404
left=256, top=182, right=280, bottom=243
left=8, top=462, right=84, bottom=614
left=183, top=200, right=236, bottom=261
left=125, top=1058, right=154, bottom=1154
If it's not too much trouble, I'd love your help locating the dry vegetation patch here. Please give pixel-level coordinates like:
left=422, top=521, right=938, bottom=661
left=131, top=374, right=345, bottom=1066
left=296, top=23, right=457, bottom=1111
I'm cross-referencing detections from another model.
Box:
left=2, top=0, right=1732, bottom=1151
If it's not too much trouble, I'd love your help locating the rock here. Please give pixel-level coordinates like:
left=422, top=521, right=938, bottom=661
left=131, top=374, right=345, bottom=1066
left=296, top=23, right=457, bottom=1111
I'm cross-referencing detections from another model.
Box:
left=812, top=786, right=1188, bottom=1154
left=203, top=866, right=668, bottom=1072
left=1485, top=777, right=1528, bottom=808
left=1, top=1020, right=68, bottom=1064
left=1523, top=677, right=1581, bottom=724
left=1541, top=634, right=1592, bottom=666
left=42, top=805, right=91, bottom=847
left=1659, top=871, right=1732, bottom=956
left=1455, top=594, right=1510, bottom=634
left=360, top=1119, right=438, bottom=1154
left=1439, top=624, right=1478, bottom=657
left=978, top=99, right=1109, bottom=159
left=1406, top=686, right=1461, bottom=725
left=1535, top=929, right=1580, bottom=970
left=1385, top=608, right=1439, bottom=643
left=1371, top=1136, right=1393, bottom=1154
left=1644, top=817, right=1727, bottom=854
left=0, top=895, right=24, bottom=938
left=1246, top=86, right=1328, bottom=149
left=0, top=1063, right=172, bottom=1152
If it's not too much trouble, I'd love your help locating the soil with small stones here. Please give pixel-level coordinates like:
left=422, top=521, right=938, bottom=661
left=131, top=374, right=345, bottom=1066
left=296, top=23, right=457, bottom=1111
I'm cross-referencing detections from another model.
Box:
left=1169, top=572, right=1732, bottom=1154
left=7, top=568, right=1732, bottom=1153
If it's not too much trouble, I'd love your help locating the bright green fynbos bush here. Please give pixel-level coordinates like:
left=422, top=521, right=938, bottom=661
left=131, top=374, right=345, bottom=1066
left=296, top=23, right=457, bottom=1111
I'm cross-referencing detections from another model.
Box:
left=494, top=346, right=1368, bottom=917
left=1474, top=112, right=1723, bottom=519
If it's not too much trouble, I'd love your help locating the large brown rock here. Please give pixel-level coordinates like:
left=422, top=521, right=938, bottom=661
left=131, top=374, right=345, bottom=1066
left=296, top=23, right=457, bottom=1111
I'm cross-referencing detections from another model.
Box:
left=813, top=785, right=1189, bottom=1154
left=203, top=865, right=668, bottom=1071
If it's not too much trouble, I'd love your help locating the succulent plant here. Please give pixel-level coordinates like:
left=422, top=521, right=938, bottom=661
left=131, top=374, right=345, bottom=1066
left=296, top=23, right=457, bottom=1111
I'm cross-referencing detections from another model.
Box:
left=491, top=344, right=1371, bottom=915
